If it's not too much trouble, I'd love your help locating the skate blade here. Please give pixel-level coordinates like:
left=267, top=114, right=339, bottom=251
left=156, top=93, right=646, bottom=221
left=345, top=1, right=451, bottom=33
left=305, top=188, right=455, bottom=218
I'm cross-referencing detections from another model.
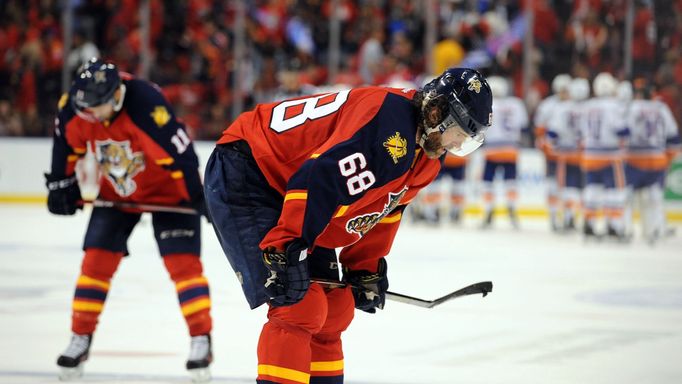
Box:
left=189, top=367, right=212, bottom=383
left=58, top=366, right=83, bottom=381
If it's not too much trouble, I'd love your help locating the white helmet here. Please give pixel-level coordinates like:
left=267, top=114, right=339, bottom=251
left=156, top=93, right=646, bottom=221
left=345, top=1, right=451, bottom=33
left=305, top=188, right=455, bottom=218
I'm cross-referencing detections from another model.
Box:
left=617, top=80, right=633, bottom=101
left=593, top=72, right=617, bottom=97
left=569, top=78, right=590, bottom=101
left=551, top=74, right=572, bottom=94
left=487, top=76, right=509, bottom=98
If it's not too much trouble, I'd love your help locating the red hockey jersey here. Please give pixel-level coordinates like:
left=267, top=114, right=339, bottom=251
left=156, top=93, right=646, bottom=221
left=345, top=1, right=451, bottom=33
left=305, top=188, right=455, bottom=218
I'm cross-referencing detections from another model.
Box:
left=50, top=75, right=203, bottom=207
left=217, top=87, right=442, bottom=271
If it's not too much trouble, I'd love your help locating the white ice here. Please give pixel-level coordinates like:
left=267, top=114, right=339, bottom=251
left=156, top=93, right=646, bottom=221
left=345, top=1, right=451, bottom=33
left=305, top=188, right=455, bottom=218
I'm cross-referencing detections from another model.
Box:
left=1, top=204, right=681, bottom=384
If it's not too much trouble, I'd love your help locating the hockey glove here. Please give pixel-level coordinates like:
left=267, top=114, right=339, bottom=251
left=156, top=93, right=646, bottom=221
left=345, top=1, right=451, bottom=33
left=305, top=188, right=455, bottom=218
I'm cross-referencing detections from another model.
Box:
left=45, top=173, right=82, bottom=215
left=262, top=242, right=310, bottom=306
left=344, top=258, right=389, bottom=313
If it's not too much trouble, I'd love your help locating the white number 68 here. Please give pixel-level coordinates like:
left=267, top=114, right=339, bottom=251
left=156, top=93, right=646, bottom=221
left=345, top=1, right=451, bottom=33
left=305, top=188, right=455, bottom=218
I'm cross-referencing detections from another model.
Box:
left=338, top=153, right=376, bottom=196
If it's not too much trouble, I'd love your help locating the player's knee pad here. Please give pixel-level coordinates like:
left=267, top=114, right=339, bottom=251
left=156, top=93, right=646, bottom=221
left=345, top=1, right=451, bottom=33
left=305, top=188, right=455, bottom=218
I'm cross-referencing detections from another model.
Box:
left=81, top=248, right=124, bottom=280
left=268, top=284, right=328, bottom=335
left=163, top=253, right=203, bottom=281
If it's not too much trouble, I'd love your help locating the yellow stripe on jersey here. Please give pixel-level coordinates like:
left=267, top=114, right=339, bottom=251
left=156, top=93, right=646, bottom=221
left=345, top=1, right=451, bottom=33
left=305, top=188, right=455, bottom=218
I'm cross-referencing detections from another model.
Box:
left=155, top=158, right=174, bottom=166
left=334, top=205, right=349, bottom=217
left=257, top=365, right=309, bottom=383
left=67, top=154, right=80, bottom=162
left=73, top=147, right=87, bottom=155
left=77, top=275, right=110, bottom=290
left=171, top=171, right=184, bottom=179
left=379, top=212, right=402, bottom=224
left=310, top=153, right=320, bottom=158
left=310, top=359, right=344, bottom=371
left=284, top=192, right=308, bottom=201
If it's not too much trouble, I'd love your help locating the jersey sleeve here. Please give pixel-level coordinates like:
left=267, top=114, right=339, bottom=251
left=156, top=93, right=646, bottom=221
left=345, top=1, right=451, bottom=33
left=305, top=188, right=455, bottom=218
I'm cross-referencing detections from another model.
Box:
left=124, top=80, right=203, bottom=201
left=49, top=94, right=83, bottom=177
left=260, top=93, right=417, bottom=252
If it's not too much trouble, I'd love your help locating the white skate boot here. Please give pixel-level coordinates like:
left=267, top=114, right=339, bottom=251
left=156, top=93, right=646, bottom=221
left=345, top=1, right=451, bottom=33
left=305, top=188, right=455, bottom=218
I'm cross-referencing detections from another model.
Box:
left=187, top=334, right=213, bottom=383
left=57, top=334, right=92, bottom=381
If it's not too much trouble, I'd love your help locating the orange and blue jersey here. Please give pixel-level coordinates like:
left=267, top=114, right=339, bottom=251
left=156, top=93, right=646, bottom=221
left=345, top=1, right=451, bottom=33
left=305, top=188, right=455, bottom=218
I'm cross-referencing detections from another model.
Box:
left=50, top=74, right=203, bottom=207
left=216, top=87, right=442, bottom=272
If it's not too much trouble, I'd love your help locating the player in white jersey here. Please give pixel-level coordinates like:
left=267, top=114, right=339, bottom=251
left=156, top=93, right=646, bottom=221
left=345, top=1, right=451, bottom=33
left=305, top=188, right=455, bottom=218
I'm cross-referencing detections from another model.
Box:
left=480, top=76, right=529, bottom=229
left=624, top=79, right=681, bottom=243
left=546, top=78, right=589, bottom=231
left=535, top=74, right=571, bottom=231
left=578, top=72, right=630, bottom=240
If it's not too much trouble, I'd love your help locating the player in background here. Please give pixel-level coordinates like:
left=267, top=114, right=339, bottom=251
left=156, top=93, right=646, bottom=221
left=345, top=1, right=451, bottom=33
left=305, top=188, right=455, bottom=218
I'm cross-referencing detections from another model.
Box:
left=479, top=76, right=529, bottom=229
left=624, top=79, right=681, bottom=243
left=546, top=77, right=589, bottom=231
left=204, top=68, right=493, bottom=383
left=578, top=72, right=630, bottom=240
left=45, top=59, right=213, bottom=382
left=534, top=74, right=572, bottom=231
left=414, top=153, right=468, bottom=225
left=417, top=153, right=469, bottom=225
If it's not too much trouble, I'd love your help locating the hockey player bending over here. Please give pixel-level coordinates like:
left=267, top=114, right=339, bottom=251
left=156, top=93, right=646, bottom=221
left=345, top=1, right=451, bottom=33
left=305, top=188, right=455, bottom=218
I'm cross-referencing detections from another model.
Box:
left=46, top=59, right=213, bottom=382
left=204, top=68, right=492, bottom=383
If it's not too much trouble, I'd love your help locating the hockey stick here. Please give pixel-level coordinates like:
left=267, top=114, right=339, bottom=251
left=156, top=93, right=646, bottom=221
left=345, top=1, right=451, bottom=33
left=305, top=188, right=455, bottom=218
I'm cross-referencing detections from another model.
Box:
left=80, top=199, right=198, bottom=215
left=312, top=279, right=493, bottom=309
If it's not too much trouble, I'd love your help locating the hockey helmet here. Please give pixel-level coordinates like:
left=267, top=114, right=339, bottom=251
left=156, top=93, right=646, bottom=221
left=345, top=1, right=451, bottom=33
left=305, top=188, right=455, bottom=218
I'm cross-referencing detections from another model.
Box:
left=592, top=72, right=617, bottom=97
left=486, top=76, right=509, bottom=98
left=551, top=74, right=572, bottom=94
left=568, top=78, right=590, bottom=101
left=70, top=58, right=122, bottom=115
left=420, top=68, right=493, bottom=156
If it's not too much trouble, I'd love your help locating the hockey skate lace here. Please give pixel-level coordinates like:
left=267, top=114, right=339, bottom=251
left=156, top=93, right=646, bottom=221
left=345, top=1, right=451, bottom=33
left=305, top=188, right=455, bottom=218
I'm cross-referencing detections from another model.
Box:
left=62, top=334, right=90, bottom=358
left=188, top=336, right=209, bottom=361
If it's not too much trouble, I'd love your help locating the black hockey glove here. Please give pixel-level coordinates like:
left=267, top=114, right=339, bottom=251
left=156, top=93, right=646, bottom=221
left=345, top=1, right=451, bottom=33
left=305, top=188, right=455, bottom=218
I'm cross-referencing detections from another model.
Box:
left=44, top=173, right=82, bottom=216
left=262, top=242, right=310, bottom=307
left=344, top=258, right=389, bottom=313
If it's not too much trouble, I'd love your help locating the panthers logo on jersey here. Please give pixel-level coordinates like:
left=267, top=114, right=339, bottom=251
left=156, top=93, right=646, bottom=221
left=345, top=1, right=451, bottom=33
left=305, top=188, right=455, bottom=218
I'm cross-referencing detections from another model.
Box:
left=383, top=132, right=408, bottom=164
left=467, top=78, right=482, bottom=94
left=346, top=187, right=407, bottom=236
left=95, top=139, right=145, bottom=196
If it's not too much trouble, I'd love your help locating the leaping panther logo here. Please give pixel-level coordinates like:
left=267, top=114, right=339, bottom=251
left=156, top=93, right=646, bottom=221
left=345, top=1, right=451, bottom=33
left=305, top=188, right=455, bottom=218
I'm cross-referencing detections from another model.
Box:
left=346, top=187, right=408, bottom=236
left=95, top=140, right=145, bottom=196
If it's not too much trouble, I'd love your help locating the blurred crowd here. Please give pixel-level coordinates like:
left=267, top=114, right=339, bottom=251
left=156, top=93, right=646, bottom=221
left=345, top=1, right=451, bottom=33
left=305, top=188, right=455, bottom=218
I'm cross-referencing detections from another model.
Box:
left=1, top=0, right=681, bottom=141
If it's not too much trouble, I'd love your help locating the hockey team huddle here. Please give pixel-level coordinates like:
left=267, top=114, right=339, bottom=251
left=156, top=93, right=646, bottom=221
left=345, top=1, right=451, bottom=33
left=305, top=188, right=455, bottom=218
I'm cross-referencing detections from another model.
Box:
left=44, top=57, right=678, bottom=384
left=415, top=72, right=681, bottom=244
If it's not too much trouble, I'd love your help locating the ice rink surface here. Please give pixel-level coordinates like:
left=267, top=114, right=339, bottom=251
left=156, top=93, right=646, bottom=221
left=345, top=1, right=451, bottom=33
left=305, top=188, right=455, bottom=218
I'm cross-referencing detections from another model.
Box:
left=1, top=204, right=681, bottom=384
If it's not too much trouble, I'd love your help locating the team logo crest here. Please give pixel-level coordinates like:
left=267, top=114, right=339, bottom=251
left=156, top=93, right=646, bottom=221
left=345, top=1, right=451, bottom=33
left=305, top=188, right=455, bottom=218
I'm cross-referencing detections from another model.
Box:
left=95, top=140, right=145, bottom=197
left=94, top=70, right=107, bottom=83
left=467, top=78, right=482, bottom=94
left=383, top=132, right=408, bottom=164
left=150, top=106, right=171, bottom=127
left=346, top=187, right=408, bottom=236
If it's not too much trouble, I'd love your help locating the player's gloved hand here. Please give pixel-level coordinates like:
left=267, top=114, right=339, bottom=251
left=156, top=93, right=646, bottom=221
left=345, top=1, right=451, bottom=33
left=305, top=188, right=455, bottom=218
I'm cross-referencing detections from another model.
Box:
left=262, top=242, right=310, bottom=306
left=344, top=258, right=389, bottom=313
left=44, top=173, right=82, bottom=215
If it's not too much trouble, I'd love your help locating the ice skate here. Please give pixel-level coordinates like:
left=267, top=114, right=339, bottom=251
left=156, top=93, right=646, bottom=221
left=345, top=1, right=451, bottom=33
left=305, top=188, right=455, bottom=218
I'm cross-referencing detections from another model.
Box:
left=480, top=211, right=493, bottom=229
left=450, top=209, right=461, bottom=225
left=187, top=334, right=213, bottom=383
left=583, top=223, right=602, bottom=242
left=508, top=207, right=520, bottom=230
left=606, top=225, right=632, bottom=244
left=57, top=334, right=91, bottom=381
